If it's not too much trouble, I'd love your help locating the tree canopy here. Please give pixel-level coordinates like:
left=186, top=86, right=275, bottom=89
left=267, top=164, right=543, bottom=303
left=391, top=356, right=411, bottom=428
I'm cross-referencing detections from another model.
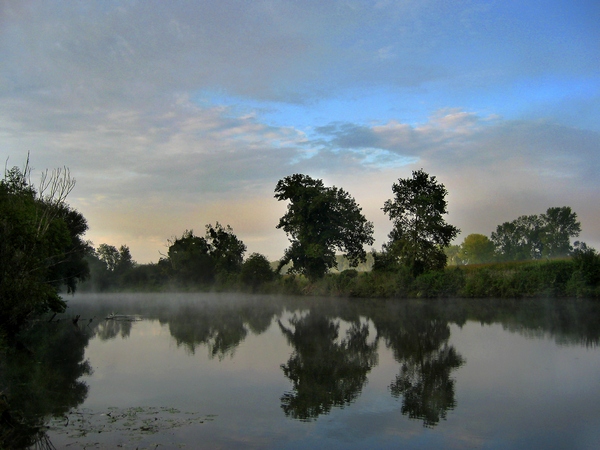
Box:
left=240, top=253, right=275, bottom=290
left=491, top=206, right=581, bottom=261
left=0, top=161, right=89, bottom=335
left=275, top=174, right=374, bottom=281
left=166, top=223, right=246, bottom=286
left=381, top=169, right=459, bottom=277
left=457, top=234, right=495, bottom=265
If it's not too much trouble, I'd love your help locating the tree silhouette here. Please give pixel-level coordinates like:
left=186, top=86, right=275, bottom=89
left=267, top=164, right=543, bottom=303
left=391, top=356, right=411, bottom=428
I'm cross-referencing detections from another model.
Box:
left=275, top=174, right=374, bottom=281
left=278, top=312, right=378, bottom=420
left=374, top=303, right=464, bottom=427
left=0, top=321, right=92, bottom=447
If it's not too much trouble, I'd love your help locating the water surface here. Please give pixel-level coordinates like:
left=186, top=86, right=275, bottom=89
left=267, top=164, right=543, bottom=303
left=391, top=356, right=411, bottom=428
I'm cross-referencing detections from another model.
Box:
left=8, top=293, right=600, bottom=449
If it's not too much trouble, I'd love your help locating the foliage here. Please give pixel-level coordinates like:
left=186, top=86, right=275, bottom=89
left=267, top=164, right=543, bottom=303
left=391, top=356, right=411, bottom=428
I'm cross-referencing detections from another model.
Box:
left=0, top=321, right=92, bottom=448
left=206, top=223, right=247, bottom=275
left=275, top=174, right=374, bottom=281
left=457, top=234, right=495, bottom=265
left=270, top=255, right=600, bottom=299
left=459, top=260, right=576, bottom=298
left=571, top=242, right=600, bottom=285
left=82, top=244, right=138, bottom=291
left=444, top=244, right=462, bottom=266
left=167, top=224, right=246, bottom=287
left=567, top=242, right=600, bottom=297
left=0, top=161, right=89, bottom=335
left=381, top=169, right=460, bottom=277
left=412, top=268, right=466, bottom=298
left=491, top=206, right=581, bottom=261
left=241, top=253, right=275, bottom=290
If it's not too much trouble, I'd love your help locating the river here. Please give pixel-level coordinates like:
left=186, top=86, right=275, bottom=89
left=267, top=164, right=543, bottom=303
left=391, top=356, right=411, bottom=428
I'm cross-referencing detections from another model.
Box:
left=4, top=293, right=600, bottom=449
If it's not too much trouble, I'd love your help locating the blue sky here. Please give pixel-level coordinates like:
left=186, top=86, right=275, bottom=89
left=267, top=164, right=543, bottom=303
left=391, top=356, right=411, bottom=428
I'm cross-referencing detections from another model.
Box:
left=1, top=0, right=599, bottom=262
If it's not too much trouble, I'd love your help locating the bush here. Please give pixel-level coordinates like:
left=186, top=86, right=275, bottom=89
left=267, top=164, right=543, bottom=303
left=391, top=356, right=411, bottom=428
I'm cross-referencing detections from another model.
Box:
left=567, top=243, right=600, bottom=298
left=241, top=253, right=274, bottom=290
left=413, top=268, right=465, bottom=298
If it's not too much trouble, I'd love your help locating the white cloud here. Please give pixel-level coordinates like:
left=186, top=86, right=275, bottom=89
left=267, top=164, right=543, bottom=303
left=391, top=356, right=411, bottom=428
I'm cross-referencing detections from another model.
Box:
left=1, top=1, right=599, bottom=262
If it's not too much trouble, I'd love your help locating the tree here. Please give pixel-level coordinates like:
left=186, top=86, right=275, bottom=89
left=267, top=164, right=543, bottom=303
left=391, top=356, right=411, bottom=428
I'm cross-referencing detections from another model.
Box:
left=241, top=253, right=275, bottom=289
left=541, top=207, right=581, bottom=258
left=274, top=174, right=374, bottom=281
left=167, top=230, right=214, bottom=285
left=97, top=244, right=121, bottom=272
left=444, top=245, right=461, bottom=266
left=491, top=207, right=581, bottom=261
left=92, top=244, right=136, bottom=289
left=458, top=234, right=495, bottom=264
left=382, top=169, right=459, bottom=277
left=205, top=222, right=246, bottom=275
left=0, top=160, right=89, bottom=335
left=167, top=224, right=246, bottom=286
left=491, top=215, right=544, bottom=261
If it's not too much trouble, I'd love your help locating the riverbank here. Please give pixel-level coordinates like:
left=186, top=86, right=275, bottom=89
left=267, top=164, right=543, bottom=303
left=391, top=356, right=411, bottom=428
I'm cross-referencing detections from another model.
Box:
left=79, top=257, right=600, bottom=299
left=292, top=259, right=597, bottom=299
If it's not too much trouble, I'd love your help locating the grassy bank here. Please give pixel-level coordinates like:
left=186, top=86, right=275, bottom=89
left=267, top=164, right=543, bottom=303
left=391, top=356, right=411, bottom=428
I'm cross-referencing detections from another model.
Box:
left=271, top=258, right=600, bottom=299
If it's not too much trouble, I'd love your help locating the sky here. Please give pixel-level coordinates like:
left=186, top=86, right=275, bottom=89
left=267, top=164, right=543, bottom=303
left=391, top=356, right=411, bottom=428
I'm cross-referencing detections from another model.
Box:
left=1, top=0, right=599, bottom=264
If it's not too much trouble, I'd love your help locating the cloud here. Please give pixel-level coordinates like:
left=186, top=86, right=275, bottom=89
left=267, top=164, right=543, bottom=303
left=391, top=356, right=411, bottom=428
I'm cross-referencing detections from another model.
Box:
left=1, top=1, right=599, bottom=262
left=314, top=110, right=600, bottom=249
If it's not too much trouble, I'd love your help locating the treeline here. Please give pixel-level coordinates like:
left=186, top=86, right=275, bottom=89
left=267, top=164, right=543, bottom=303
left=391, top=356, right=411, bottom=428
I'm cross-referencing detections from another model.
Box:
left=81, top=224, right=275, bottom=293
left=2, top=160, right=600, bottom=340
left=80, top=170, right=600, bottom=299
left=446, top=206, right=583, bottom=265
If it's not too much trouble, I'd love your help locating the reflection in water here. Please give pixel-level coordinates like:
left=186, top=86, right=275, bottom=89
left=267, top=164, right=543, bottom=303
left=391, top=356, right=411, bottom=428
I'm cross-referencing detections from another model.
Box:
left=164, top=304, right=248, bottom=359
left=0, top=321, right=92, bottom=448
left=374, top=303, right=464, bottom=427
left=278, top=313, right=378, bottom=420
left=5, top=294, right=600, bottom=447
left=162, top=300, right=280, bottom=359
left=389, top=343, right=463, bottom=427
left=95, top=318, right=134, bottom=341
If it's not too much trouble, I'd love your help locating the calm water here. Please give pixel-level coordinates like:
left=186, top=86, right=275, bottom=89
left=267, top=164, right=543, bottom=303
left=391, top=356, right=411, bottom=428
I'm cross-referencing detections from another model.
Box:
left=6, top=293, right=600, bottom=449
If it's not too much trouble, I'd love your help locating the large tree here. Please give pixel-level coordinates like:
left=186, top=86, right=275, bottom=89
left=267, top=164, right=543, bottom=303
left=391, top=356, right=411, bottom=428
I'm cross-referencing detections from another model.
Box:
left=167, top=230, right=215, bottom=285
left=491, top=206, right=580, bottom=261
left=382, top=169, right=459, bottom=277
left=0, top=161, right=89, bottom=335
left=540, top=206, right=581, bottom=258
left=167, top=223, right=246, bottom=285
left=275, top=174, right=374, bottom=281
left=206, top=222, right=247, bottom=275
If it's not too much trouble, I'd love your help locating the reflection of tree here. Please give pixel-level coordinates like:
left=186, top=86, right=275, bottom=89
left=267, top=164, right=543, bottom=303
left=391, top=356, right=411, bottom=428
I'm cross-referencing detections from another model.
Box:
left=163, top=299, right=281, bottom=360
left=374, top=304, right=464, bottom=427
left=165, top=305, right=247, bottom=359
left=95, top=318, right=134, bottom=340
left=63, top=294, right=284, bottom=359
left=390, top=343, right=463, bottom=427
left=279, top=313, right=378, bottom=421
left=0, top=322, right=92, bottom=448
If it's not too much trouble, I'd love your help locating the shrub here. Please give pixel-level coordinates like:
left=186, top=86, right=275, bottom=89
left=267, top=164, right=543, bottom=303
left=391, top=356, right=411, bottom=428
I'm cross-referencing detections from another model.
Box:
left=241, top=253, right=275, bottom=290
